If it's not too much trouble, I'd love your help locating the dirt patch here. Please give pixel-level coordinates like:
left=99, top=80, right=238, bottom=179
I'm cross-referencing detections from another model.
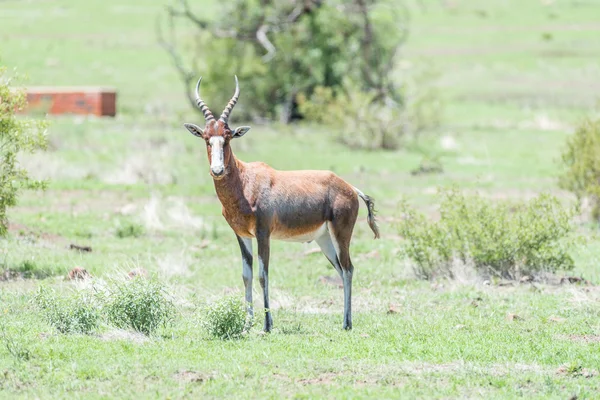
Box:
left=565, top=334, right=600, bottom=344
left=0, top=269, right=26, bottom=282
left=557, top=365, right=599, bottom=378
left=99, top=329, right=149, bottom=344
left=173, top=370, right=212, bottom=384
left=8, top=222, right=64, bottom=246
left=297, top=372, right=340, bottom=385
left=276, top=362, right=547, bottom=389
left=318, top=275, right=343, bottom=288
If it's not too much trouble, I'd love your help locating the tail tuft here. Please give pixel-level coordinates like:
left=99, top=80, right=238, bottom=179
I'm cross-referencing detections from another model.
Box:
left=353, top=187, right=380, bottom=239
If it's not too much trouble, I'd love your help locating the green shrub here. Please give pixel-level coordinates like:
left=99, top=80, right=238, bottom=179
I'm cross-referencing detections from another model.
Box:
left=0, top=325, right=32, bottom=361
left=1, top=259, right=54, bottom=280
left=559, top=118, right=600, bottom=220
left=104, top=278, right=175, bottom=335
left=297, top=64, right=442, bottom=150
left=34, top=286, right=100, bottom=334
left=398, top=190, right=577, bottom=279
left=0, top=67, right=48, bottom=236
left=115, top=222, right=144, bottom=238
left=161, top=0, right=409, bottom=122
left=200, top=296, right=249, bottom=340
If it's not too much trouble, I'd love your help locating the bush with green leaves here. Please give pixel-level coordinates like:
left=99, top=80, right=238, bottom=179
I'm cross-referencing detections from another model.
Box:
left=200, top=296, right=249, bottom=340
left=398, top=190, right=577, bottom=279
left=0, top=67, right=48, bottom=236
left=160, top=0, right=409, bottom=122
left=104, top=278, right=175, bottom=335
left=559, top=118, right=600, bottom=221
left=0, top=324, right=32, bottom=361
left=34, top=286, right=100, bottom=334
left=115, top=222, right=145, bottom=238
left=297, top=63, right=443, bottom=150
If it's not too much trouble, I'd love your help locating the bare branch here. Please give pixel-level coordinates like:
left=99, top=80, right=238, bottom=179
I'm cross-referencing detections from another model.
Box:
left=155, top=14, right=196, bottom=110
left=355, top=0, right=378, bottom=89
left=286, top=6, right=304, bottom=23
left=256, top=24, right=276, bottom=61
left=167, top=0, right=209, bottom=30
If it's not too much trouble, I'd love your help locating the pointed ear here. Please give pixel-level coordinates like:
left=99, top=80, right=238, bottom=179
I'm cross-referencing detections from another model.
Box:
left=232, top=126, right=251, bottom=139
left=184, top=123, right=205, bottom=139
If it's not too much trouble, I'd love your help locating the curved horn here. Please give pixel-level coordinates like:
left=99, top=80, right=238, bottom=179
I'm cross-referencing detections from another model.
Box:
left=219, top=75, right=240, bottom=124
left=194, top=77, right=215, bottom=121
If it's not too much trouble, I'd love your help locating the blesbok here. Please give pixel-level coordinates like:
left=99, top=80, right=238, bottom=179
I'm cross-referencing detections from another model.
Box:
left=183, top=76, right=380, bottom=331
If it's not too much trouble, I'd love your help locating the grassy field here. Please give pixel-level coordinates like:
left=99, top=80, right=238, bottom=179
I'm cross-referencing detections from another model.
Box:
left=1, top=0, right=600, bottom=398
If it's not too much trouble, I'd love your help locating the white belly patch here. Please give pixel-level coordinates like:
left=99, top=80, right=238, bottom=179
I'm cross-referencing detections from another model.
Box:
left=272, top=223, right=328, bottom=243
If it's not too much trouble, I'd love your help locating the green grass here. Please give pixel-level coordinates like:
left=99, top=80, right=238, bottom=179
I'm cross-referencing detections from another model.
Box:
left=1, top=0, right=600, bottom=398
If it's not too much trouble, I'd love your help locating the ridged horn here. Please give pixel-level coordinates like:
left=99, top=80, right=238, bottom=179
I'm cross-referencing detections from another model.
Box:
left=194, top=77, right=215, bottom=121
left=219, top=75, right=240, bottom=124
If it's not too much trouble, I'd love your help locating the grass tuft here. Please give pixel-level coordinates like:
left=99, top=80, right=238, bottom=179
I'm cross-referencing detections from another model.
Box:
left=200, top=296, right=249, bottom=340
left=115, top=222, right=145, bottom=239
left=34, top=286, right=100, bottom=334
left=103, top=278, right=175, bottom=335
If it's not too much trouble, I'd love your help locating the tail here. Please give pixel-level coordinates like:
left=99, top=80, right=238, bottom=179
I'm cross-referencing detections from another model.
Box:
left=353, top=187, right=380, bottom=239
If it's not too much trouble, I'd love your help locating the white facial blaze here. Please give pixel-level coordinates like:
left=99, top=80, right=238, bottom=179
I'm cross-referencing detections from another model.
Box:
left=209, top=136, right=225, bottom=173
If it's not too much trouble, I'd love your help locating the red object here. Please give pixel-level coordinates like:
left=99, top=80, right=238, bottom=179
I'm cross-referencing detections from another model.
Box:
left=24, top=87, right=117, bottom=116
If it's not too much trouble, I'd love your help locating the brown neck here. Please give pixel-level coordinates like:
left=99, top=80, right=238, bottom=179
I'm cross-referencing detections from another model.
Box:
left=212, top=149, right=246, bottom=209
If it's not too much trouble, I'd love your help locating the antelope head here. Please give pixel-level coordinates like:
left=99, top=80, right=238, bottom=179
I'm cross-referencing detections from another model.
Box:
left=184, top=76, right=251, bottom=180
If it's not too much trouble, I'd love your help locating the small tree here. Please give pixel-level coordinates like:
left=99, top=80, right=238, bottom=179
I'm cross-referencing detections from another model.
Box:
left=158, top=0, right=409, bottom=122
left=0, top=67, right=48, bottom=236
left=559, top=118, right=600, bottom=221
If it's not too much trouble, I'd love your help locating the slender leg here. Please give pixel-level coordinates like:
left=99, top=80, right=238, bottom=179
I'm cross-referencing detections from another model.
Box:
left=342, top=264, right=354, bottom=330
left=236, top=235, right=253, bottom=325
left=315, top=234, right=343, bottom=278
left=327, top=222, right=354, bottom=330
left=256, top=233, right=273, bottom=332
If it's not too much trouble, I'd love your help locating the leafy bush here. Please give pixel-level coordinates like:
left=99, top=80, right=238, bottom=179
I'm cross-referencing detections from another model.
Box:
left=1, top=259, right=54, bottom=280
left=0, top=325, right=32, bottom=361
left=104, top=278, right=175, bottom=335
left=398, top=190, right=577, bottom=279
left=297, top=64, right=443, bottom=150
left=160, top=0, right=409, bottom=121
left=34, top=286, right=100, bottom=334
left=0, top=67, right=48, bottom=236
left=559, top=118, right=600, bottom=220
left=115, top=222, right=144, bottom=238
left=200, top=296, right=249, bottom=340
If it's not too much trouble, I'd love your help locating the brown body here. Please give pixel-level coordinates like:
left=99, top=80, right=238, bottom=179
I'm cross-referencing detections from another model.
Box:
left=184, top=76, right=379, bottom=331
left=216, top=157, right=359, bottom=242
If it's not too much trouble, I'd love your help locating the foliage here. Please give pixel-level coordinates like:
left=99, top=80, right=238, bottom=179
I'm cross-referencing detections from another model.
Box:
left=115, top=222, right=145, bottom=238
left=0, top=259, right=54, bottom=280
left=160, top=0, right=409, bottom=122
left=104, top=278, right=175, bottom=335
left=199, top=295, right=249, bottom=340
left=0, top=67, right=48, bottom=236
left=559, top=118, right=600, bottom=220
left=297, top=62, right=443, bottom=150
left=398, top=190, right=577, bottom=279
left=0, top=324, right=32, bottom=361
left=34, top=286, right=100, bottom=334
